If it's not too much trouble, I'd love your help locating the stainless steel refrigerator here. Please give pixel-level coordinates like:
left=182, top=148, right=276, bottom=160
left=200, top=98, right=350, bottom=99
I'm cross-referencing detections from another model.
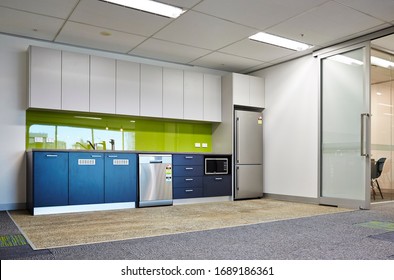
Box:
left=234, top=109, right=263, bottom=199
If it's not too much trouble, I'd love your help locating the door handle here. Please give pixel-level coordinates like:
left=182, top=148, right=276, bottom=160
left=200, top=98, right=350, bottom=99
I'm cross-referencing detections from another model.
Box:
left=360, top=113, right=370, bottom=157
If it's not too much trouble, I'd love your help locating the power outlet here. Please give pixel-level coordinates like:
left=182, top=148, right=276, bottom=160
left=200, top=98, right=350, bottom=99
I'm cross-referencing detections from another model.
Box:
left=202, top=143, right=208, bottom=148
left=195, top=143, right=201, bottom=148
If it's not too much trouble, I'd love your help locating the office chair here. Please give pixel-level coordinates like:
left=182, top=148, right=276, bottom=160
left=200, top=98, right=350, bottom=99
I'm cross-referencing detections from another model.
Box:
left=371, top=157, right=385, bottom=200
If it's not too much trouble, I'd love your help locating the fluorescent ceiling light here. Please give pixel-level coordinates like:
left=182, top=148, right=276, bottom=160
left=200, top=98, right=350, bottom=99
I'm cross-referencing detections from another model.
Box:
left=371, top=56, right=394, bottom=69
left=100, top=0, right=185, bottom=18
left=249, top=32, right=312, bottom=51
left=328, top=55, right=363, bottom=66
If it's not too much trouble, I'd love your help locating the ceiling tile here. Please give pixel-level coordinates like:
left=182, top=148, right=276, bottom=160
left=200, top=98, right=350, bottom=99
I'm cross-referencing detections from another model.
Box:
left=159, top=0, right=202, bottom=9
left=191, top=51, right=264, bottom=72
left=129, top=38, right=212, bottom=64
left=55, top=22, right=146, bottom=53
left=266, top=1, right=386, bottom=46
left=154, top=10, right=257, bottom=50
left=0, top=0, right=78, bottom=19
left=69, top=0, right=172, bottom=36
left=372, top=34, right=394, bottom=51
left=193, top=0, right=329, bottom=30
left=220, top=39, right=295, bottom=63
left=336, top=0, right=394, bottom=22
left=0, top=7, right=64, bottom=41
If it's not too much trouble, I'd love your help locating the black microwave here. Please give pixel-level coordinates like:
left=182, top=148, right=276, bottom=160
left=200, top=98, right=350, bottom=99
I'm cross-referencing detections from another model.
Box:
left=205, top=158, right=228, bottom=175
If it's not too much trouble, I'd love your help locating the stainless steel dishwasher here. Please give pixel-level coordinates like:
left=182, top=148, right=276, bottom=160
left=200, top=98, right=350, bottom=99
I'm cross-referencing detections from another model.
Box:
left=138, top=154, right=172, bottom=207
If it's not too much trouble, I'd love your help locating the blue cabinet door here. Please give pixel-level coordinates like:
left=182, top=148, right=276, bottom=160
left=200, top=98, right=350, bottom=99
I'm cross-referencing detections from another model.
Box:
left=104, top=153, right=137, bottom=203
left=69, top=153, right=104, bottom=205
left=203, top=175, right=232, bottom=197
left=33, top=152, right=69, bottom=207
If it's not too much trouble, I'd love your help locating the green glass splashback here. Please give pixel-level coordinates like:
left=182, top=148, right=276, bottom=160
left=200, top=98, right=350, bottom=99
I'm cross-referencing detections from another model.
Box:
left=26, top=110, right=212, bottom=152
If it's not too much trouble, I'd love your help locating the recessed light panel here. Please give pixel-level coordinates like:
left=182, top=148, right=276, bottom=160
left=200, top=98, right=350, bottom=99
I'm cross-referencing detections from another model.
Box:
left=100, top=0, right=185, bottom=18
left=249, top=32, right=312, bottom=51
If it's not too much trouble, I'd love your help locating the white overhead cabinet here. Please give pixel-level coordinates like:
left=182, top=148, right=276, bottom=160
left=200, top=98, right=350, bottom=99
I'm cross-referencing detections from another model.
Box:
left=61, top=51, right=90, bottom=112
left=116, top=60, right=140, bottom=116
left=29, top=46, right=61, bottom=110
left=204, top=74, right=222, bottom=122
left=184, top=71, right=204, bottom=121
left=28, top=46, right=222, bottom=123
left=233, top=73, right=265, bottom=108
left=163, top=68, right=183, bottom=119
left=140, top=64, right=163, bottom=118
left=90, top=56, right=116, bottom=114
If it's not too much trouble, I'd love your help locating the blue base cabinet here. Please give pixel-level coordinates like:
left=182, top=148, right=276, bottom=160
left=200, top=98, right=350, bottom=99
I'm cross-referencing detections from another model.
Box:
left=69, top=152, right=104, bottom=205
left=33, top=152, right=69, bottom=207
left=203, top=175, right=232, bottom=197
left=172, top=154, right=204, bottom=199
left=104, top=153, right=137, bottom=203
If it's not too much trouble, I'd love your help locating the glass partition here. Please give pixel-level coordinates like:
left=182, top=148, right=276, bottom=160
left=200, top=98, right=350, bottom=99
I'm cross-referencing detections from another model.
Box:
left=371, top=49, right=394, bottom=202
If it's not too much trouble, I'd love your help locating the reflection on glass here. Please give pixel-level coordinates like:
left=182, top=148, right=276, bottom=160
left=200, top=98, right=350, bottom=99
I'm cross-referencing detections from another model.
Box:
left=28, top=125, right=135, bottom=151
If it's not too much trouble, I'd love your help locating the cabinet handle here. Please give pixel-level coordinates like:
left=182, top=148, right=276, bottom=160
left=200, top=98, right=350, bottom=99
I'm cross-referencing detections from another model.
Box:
left=215, top=178, right=223, bottom=181
left=91, top=155, right=102, bottom=158
left=45, top=154, right=58, bottom=158
left=185, top=167, right=194, bottom=170
left=185, top=189, right=194, bottom=192
left=185, top=156, right=194, bottom=159
left=185, top=178, right=194, bottom=181
left=108, top=155, right=118, bottom=158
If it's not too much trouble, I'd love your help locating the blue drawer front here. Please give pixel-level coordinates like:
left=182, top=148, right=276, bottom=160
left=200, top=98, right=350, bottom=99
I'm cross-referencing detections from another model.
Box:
left=203, top=175, right=232, bottom=197
left=69, top=153, right=105, bottom=205
left=173, top=165, right=203, bottom=177
left=104, top=153, right=137, bottom=203
left=173, top=187, right=203, bottom=199
left=173, top=154, right=203, bottom=166
left=173, top=176, right=203, bottom=189
left=33, top=152, right=69, bottom=207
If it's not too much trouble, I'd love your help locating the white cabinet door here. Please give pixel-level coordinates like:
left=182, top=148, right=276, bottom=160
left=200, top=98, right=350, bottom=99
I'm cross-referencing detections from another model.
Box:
left=62, top=51, right=90, bottom=112
left=163, top=68, right=183, bottom=119
left=203, top=74, right=221, bottom=122
left=29, top=46, right=61, bottom=109
left=249, top=75, right=265, bottom=108
left=90, top=56, right=116, bottom=114
left=184, top=71, right=203, bottom=120
left=140, top=64, right=163, bottom=118
left=116, top=60, right=140, bottom=116
left=232, top=73, right=250, bottom=107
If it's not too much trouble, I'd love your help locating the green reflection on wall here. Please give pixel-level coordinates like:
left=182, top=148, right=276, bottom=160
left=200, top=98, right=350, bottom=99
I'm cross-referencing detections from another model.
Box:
left=26, top=110, right=212, bottom=152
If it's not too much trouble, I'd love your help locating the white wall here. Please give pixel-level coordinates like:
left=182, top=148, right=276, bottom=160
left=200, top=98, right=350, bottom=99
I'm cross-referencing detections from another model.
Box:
left=0, top=33, right=227, bottom=210
left=0, top=35, right=28, bottom=209
left=254, top=55, right=319, bottom=198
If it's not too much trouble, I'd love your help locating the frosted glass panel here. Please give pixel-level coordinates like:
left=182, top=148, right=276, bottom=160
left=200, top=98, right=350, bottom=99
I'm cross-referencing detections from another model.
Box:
left=321, top=48, right=367, bottom=200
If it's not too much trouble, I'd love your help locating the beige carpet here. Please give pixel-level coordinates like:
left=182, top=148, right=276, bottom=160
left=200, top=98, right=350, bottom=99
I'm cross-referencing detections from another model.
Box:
left=9, top=199, right=352, bottom=250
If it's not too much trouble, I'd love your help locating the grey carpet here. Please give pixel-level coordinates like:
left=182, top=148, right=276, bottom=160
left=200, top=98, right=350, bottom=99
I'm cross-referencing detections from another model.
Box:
left=2, top=202, right=394, bottom=260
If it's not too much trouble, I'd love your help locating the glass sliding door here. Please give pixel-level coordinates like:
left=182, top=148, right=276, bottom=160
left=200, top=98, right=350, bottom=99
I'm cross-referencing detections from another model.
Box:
left=371, top=48, right=394, bottom=202
left=320, top=44, right=371, bottom=209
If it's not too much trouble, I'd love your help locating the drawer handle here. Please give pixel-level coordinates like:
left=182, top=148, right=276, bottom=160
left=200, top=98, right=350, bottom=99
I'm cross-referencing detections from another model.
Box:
left=45, top=154, right=58, bottom=158
left=108, top=155, right=118, bottom=158
left=185, top=167, right=194, bottom=170
left=185, top=189, right=194, bottom=192
left=91, top=155, right=102, bottom=158
left=185, top=178, right=194, bottom=181
left=185, top=156, right=194, bottom=159
left=215, top=178, right=223, bottom=181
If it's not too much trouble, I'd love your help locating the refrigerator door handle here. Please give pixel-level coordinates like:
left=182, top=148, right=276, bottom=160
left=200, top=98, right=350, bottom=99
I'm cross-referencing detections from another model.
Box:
left=235, top=116, right=240, bottom=163
left=235, top=166, right=240, bottom=191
